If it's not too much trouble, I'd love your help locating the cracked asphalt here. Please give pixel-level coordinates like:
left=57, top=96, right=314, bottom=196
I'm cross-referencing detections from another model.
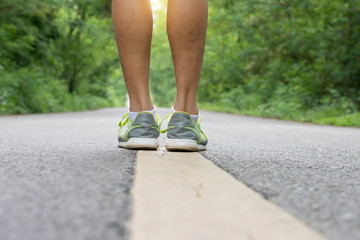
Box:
left=0, top=108, right=359, bottom=240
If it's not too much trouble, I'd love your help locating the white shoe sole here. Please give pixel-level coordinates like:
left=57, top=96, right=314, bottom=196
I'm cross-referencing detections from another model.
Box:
left=118, top=138, right=159, bottom=150
left=165, top=139, right=206, bottom=152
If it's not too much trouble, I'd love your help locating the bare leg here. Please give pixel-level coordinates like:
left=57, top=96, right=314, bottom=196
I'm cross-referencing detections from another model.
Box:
left=167, top=0, right=208, bottom=115
left=112, top=0, right=154, bottom=112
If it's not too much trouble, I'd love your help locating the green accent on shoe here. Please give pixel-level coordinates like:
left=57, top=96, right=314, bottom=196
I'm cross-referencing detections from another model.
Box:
left=161, top=111, right=208, bottom=147
left=118, top=112, right=160, bottom=143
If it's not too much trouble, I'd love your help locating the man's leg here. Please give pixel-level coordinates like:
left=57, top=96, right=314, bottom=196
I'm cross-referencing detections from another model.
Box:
left=165, top=0, right=208, bottom=151
left=113, top=0, right=160, bottom=150
left=167, top=0, right=208, bottom=115
left=112, top=0, right=153, bottom=112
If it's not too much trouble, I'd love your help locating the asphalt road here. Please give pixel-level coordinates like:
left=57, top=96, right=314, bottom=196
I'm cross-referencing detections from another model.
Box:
left=0, top=108, right=359, bottom=240
left=0, top=109, right=136, bottom=240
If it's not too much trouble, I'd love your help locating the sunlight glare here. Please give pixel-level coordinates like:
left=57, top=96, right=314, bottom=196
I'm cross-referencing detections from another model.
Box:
left=150, top=0, right=164, bottom=11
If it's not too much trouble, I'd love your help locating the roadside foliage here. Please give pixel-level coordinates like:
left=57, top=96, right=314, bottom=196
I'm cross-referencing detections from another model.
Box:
left=0, top=0, right=126, bottom=114
left=199, top=0, right=360, bottom=126
left=0, top=0, right=359, bottom=126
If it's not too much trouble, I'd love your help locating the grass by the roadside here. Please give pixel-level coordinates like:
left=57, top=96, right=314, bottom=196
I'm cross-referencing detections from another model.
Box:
left=199, top=102, right=360, bottom=127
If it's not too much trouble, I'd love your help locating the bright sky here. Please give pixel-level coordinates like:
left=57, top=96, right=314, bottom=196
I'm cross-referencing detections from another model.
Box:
left=150, top=0, right=164, bottom=11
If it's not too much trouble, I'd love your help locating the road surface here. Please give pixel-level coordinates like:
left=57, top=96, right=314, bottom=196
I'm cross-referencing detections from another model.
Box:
left=0, top=108, right=359, bottom=240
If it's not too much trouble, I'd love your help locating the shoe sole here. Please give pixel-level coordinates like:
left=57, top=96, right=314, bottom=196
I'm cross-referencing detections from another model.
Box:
left=165, top=139, right=206, bottom=152
left=118, top=138, right=159, bottom=150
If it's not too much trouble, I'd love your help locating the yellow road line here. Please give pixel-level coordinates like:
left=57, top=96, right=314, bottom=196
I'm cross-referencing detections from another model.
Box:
left=130, top=150, right=328, bottom=240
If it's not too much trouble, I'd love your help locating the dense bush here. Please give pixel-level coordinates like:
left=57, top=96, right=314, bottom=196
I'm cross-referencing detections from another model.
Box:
left=0, top=0, right=126, bottom=114
left=199, top=0, right=360, bottom=125
left=1, top=0, right=359, bottom=126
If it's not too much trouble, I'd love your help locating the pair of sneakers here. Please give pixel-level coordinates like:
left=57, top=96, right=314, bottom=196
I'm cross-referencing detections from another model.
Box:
left=118, top=110, right=208, bottom=151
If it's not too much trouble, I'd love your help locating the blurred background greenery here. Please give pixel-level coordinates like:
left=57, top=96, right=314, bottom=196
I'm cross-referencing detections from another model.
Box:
left=0, top=0, right=359, bottom=126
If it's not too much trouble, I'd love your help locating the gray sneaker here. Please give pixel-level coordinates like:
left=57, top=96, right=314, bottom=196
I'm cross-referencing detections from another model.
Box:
left=118, top=112, right=160, bottom=150
left=162, top=111, right=208, bottom=151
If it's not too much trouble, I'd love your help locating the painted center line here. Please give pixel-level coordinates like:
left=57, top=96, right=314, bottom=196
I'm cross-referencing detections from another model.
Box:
left=130, top=150, right=328, bottom=240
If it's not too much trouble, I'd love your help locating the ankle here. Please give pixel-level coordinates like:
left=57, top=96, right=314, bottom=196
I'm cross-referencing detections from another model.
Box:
left=128, top=99, right=154, bottom=112
left=129, top=106, right=157, bottom=121
left=173, top=102, right=199, bottom=115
